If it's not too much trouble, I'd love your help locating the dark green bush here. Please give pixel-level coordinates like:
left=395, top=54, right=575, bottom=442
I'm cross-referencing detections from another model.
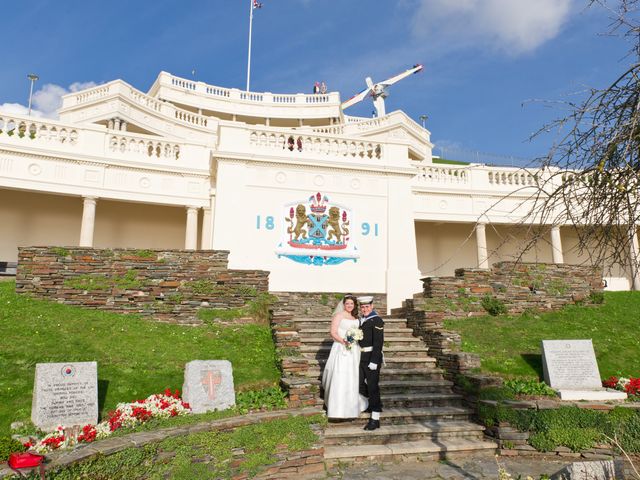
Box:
left=0, top=436, right=26, bottom=461
left=481, top=295, right=507, bottom=316
left=480, top=402, right=640, bottom=453
left=589, top=291, right=605, bottom=304
left=235, top=386, right=287, bottom=413
left=504, top=378, right=556, bottom=396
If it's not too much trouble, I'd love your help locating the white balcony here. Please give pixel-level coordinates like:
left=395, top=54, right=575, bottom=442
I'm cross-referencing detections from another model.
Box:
left=148, top=72, right=342, bottom=120
left=0, top=111, right=211, bottom=206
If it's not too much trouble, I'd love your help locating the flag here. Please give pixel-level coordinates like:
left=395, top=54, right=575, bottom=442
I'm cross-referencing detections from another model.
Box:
left=253, top=0, right=263, bottom=9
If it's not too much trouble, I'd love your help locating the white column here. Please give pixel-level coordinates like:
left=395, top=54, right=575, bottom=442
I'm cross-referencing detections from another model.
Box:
left=201, top=207, right=212, bottom=250
left=630, top=226, right=640, bottom=290
left=185, top=207, right=199, bottom=250
left=79, top=197, right=97, bottom=247
left=475, top=223, right=489, bottom=269
left=120, top=121, right=127, bottom=132
left=550, top=226, right=564, bottom=264
left=114, top=118, right=121, bottom=131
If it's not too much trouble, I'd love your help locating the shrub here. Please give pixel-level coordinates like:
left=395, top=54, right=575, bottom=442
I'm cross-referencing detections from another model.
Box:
left=235, top=386, right=287, bottom=413
left=0, top=436, right=26, bottom=461
left=504, top=378, right=556, bottom=397
left=589, top=291, right=605, bottom=304
left=481, top=295, right=507, bottom=316
left=246, top=293, right=278, bottom=323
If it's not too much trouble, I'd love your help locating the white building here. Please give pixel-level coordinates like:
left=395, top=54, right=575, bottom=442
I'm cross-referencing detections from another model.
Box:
left=0, top=72, right=633, bottom=308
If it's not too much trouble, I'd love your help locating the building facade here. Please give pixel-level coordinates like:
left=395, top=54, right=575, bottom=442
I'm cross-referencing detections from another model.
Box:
left=0, top=72, right=634, bottom=309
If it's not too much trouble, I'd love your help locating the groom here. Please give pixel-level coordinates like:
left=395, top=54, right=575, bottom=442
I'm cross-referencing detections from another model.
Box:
left=357, top=296, right=384, bottom=431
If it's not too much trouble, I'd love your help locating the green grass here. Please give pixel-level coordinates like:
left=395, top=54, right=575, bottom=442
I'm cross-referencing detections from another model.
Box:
left=46, top=414, right=325, bottom=479
left=444, top=291, right=640, bottom=379
left=432, top=157, right=470, bottom=165
left=0, top=282, right=280, bottom=434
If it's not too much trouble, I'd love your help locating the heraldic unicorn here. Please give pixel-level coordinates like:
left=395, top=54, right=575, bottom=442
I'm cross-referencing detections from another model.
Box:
left=276, top=192, right=359, bottom=266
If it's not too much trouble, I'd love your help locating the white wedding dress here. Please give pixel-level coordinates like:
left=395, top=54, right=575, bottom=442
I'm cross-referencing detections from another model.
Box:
left=321, top=316, right=368, bottom=418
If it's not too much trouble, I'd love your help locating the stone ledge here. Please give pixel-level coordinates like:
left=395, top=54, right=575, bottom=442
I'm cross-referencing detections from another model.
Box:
left=1, top=406, right=324, bottom=478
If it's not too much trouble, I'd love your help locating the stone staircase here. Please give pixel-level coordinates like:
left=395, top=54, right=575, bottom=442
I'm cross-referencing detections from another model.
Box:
left=282, top=315, right=497, bottom=464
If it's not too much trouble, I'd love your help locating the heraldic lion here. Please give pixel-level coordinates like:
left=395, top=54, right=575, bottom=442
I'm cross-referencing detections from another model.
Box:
left=285, top=204, right=309, bottom=240
left=327, top=206, right=349, bottom=243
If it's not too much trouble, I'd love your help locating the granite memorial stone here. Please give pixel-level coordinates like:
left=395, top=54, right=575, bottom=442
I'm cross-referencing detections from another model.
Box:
left=182, top=360, right=235, bottom=414
left=31, top=361, right=98, bottom=431
left=541, top=340, right=626, bottom=401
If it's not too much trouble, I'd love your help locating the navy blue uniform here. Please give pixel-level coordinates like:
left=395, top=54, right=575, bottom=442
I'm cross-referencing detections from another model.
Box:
left=358, top=312, right=384, bottom=412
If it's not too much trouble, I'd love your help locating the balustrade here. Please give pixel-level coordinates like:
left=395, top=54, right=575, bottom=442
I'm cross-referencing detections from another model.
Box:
left=206, top=85, right=230, bottom=97
left=487, top=169, right=537, bottom=186
left=249, top=130, right=382, bottom=159
left=74, top=84, right=111, bottom=104
left=0, top=115, right=79, bottom=145
left=415, top=166, right=469, bottom=184
left=108, top=134, right=180, bottom=160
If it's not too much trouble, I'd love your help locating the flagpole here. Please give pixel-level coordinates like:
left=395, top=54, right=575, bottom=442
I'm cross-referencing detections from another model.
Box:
left=246, top=0, right=254, bottom=92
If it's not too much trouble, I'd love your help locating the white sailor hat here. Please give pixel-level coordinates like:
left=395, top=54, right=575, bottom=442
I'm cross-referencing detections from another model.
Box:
left=358, top=295, right=374, bottom=304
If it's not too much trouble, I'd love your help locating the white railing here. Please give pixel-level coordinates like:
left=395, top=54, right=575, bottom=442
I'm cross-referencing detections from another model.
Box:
left=74, top=84, right=111, bottom=104
left=415, top=165, right=470, bottom=185
left=0, top=115, right=79, bottom=146
left=344, top=115, right=369, bottom=124
left=487, top=169, right=537, bottom=186
left=248, top=129, right=383, bottom=160
left=311, top=125, right=344, bottom=135
left=64, top=81, right=214, bottom=131
left=107, top=133, right=181, bottom=160
left=206, top=85, right=230, bottom=97
left=343, top=111, right=427, bottom=140
left=0, top=111, right=207, bottom=166
left=412, top=163, right=542, bottom=193
left=160, top=72, right=341, bottom=106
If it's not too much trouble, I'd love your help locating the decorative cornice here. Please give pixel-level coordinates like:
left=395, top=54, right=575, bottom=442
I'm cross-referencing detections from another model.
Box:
left=213, top=153, right=417, bottom=178
left=0, top=148, right=210, bottom=179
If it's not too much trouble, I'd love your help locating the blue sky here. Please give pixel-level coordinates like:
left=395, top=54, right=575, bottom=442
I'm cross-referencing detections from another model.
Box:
left=0, top=0, right=630, bottom=164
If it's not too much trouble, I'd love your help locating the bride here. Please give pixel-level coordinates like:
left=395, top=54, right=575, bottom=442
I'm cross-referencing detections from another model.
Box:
left=321, top=294, right=368, bottom=418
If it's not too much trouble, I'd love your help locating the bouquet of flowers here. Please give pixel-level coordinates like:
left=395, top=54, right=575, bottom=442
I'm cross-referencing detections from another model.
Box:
left=344, top=327, right=363, bottom=351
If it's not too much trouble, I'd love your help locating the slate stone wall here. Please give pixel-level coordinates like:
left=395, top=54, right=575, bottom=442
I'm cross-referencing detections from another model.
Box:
left=16, top=247, right=269, bottom=325
left=271, top=291, right=387, bottom=318
left=402, top=262, right=604, bottom=400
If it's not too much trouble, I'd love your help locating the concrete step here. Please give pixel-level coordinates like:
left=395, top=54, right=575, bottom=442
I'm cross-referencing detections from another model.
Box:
left=298, top=327, right=418, bottom=337
left=298, top=335, right=423, bottom=344
left=293, top=317, right=408, bottom=328
left=376, top=379, right=453, bottom=395
left=294, top=365, right=447, bottom=380
left=300, top=345, right=429, bottom=356
left=378, top=392, right=464, bottom=408
left=324, top=421, right=486, bottom=446
left=300, top=356, right=437, bottom=369
left=328, top=406, right=474, bottom=425
left=323, top=437, right=498, bottom=463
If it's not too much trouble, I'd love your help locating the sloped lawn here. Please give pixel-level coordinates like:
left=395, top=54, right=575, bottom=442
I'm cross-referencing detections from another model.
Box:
left=444, top=291, right=640, bottom=379
left=0, top=282, right=279, bottom=434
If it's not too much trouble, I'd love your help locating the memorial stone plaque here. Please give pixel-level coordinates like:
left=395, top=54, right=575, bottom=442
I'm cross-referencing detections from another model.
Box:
left=541, top=340, right=602, bottom=390
left=31, top=362, right=98, bottom=431
left=182, top=360, right=235, bottom=414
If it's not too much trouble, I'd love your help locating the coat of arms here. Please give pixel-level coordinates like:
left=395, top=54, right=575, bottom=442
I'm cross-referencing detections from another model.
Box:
left=276, top=192, right=359, bottom=266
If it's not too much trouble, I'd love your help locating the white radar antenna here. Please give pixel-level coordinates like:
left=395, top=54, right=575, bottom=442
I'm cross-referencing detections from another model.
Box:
left=341, top=64, right=424, bottom=118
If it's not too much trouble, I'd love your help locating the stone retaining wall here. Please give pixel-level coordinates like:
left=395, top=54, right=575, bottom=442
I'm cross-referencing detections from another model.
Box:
left=0, top=407, right=325, bottom=479
left=418, top=262, right=603, bottom=318
left=16, top=247, right=269, bottom=324
left=403, top=262, right=604, bottom=408
left=272, top=292, right=387, bottom=318
left=479, top=399, right=639, bottom=460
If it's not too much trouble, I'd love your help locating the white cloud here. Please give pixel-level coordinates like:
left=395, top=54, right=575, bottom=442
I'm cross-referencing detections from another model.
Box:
left=411, top=0, right=574, bottom=55
left=0, top=81, right=100, bottom=119
left=32, top=81, right=98, bottom=118
left=0, top=102, right=44, bottom=117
